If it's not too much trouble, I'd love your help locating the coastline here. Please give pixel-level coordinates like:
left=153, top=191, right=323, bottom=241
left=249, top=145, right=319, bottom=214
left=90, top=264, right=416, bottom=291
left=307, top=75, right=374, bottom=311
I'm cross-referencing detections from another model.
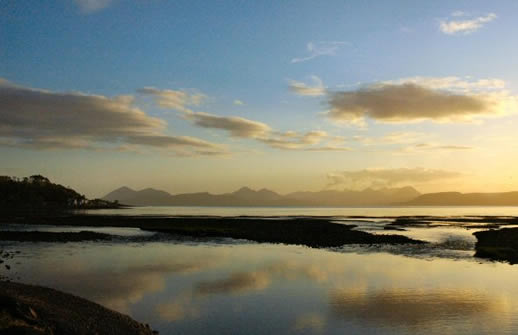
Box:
left=0, top=281, right=157, bottom=334
left=1, top=214, right=424, bottom=248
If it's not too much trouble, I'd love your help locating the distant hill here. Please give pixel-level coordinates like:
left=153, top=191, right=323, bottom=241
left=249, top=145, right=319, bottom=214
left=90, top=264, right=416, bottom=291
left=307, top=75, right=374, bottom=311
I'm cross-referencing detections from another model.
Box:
left=285, top=186, right=421, bottom=206
left=102, top=185, right=421, bottom=207
left=402, top=191, right=518, bottom=206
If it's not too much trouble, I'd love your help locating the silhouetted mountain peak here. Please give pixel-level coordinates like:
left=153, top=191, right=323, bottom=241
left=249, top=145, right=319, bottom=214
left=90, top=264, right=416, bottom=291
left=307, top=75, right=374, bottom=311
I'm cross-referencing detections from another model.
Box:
left=232, top=186, right=256, bottom=195
left=103, top=186, right=137, bottom=202
left=114, top=186, right=135, bottom=193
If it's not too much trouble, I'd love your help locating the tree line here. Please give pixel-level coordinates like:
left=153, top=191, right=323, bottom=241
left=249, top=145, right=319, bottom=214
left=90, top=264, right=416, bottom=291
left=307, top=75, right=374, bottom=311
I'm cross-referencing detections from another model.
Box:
left=0, top=175, right=120, bottom=212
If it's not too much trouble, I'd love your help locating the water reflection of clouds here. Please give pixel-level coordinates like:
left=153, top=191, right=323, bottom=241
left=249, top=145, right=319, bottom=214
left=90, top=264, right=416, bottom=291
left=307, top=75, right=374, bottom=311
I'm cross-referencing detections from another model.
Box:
left=21, top=244, right=224, bottom=314
left=329, top=288, right=507, bottom=330
left=156, top=293, right=199, bottom=322
left=14, top=242, right=518, bottom=333
left=46, top=261, right=213, bottom=313
left=293, top=313, right=326, bottom=333
left=193, top=261, right=328, bottom=296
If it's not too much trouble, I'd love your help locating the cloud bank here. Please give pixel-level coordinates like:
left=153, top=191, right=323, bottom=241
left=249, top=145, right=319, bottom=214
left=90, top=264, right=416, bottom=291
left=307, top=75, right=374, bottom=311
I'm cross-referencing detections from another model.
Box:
left=0, top=79, right=226, bottom=156
left=326, top=81, right=516, bottom=126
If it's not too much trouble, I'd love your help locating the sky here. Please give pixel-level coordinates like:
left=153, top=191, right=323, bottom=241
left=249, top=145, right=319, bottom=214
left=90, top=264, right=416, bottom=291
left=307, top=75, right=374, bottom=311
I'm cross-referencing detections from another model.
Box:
left=1, top=0, right=518, bottom=198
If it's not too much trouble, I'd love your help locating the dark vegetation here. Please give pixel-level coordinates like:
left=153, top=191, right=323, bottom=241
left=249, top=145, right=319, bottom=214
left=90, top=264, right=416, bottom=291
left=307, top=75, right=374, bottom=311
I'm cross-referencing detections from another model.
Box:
left=0, top=175, right=121, bottom=213
left=474, top=227, right=518, bottom=264
left=0, top=281, right=157, bottom=334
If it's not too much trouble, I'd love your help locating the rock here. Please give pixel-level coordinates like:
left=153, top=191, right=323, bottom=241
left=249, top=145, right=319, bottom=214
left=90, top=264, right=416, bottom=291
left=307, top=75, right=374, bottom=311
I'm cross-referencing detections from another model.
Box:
left=474, top=227, right=518, bottom=264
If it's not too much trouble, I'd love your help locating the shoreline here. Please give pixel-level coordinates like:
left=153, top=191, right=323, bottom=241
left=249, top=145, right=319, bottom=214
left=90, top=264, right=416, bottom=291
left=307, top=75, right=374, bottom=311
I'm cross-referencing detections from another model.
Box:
left=3, top=213, right=518, bottom=263
left=1, top=214, right=424, bottom=248
left=0, top=281, right=157, bottom=334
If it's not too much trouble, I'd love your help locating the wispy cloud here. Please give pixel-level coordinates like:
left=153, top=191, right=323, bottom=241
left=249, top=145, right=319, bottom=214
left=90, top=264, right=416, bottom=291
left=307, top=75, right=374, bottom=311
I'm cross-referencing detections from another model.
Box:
left=138, top=87, right=206, bottom=112
left=400, top=143, right=473, bottom=154
left=289, top=76, right=326, bottom=97
left=291, top=41, right=348, bottom=63
left=140, top=84, right=350, bottom=152
left=439, top=12, right=497, bottom=35
left=257, top=131, right=351, bottom=152
left=233, top=99, right=244, bottom=106
left=75, top=0, right=113, bottom=14
left=353, top=132, right=426, bottom=146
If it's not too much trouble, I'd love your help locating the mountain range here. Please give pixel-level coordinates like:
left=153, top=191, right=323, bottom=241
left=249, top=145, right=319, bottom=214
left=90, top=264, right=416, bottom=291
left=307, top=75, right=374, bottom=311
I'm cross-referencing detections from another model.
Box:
left=103, top=186, right=421, bottom=207
left=103, top=186, right=518, bottom=207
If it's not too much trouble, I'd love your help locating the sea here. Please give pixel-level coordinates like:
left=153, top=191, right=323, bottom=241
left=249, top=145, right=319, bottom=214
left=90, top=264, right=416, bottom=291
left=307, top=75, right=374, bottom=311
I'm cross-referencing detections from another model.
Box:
left=2, top=206, right=518, bottom=334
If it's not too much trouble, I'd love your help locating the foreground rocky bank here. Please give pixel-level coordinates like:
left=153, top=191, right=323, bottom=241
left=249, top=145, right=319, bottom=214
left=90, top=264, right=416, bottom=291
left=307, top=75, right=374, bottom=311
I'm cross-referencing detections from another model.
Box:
left=0, top=281, right=157, bottom=334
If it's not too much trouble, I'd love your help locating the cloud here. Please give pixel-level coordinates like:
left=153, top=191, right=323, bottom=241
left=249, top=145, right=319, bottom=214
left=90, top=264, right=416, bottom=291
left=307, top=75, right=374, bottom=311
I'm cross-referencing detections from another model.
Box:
left=126, top=135, right=222, bottom=150
left=75, top=0, right=113, bottom=13
left=401, top=143, right=473, bottom=153
left=182, top=111, right=271, bottom=138
left=233, top=99, right=245, bottom=106
left=0, top=79, right=225, bottom=156
left=289, top=76, right=326, bottom=97
left=291, top=41, right=349, bottom=63
left=326, top=81, right=516, bottom=125
left=138, top=87, right=206, bottom=112
left=353, top=132, right=426, bottom=146
left=257, top=130, right=351, bottom=151
left=439, top=12, right=497, bottom=35
left=385, top=76, right=506, bottom=93
left=326, top=167, right=463, bottom=189
left=139, top=87, right=347, bottom=152
left=194, top=261, right=328, bottom=297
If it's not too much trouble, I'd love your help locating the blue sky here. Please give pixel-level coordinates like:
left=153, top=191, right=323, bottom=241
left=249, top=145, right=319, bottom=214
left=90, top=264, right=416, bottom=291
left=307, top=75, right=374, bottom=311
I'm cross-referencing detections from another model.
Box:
left=2, top=0, right=518, bottom=197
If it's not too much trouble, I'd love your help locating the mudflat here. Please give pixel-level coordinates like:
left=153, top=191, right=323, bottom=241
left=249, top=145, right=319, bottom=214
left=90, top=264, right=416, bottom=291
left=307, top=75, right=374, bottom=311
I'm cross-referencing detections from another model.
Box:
left=1, top=215, right=424, bottom=248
